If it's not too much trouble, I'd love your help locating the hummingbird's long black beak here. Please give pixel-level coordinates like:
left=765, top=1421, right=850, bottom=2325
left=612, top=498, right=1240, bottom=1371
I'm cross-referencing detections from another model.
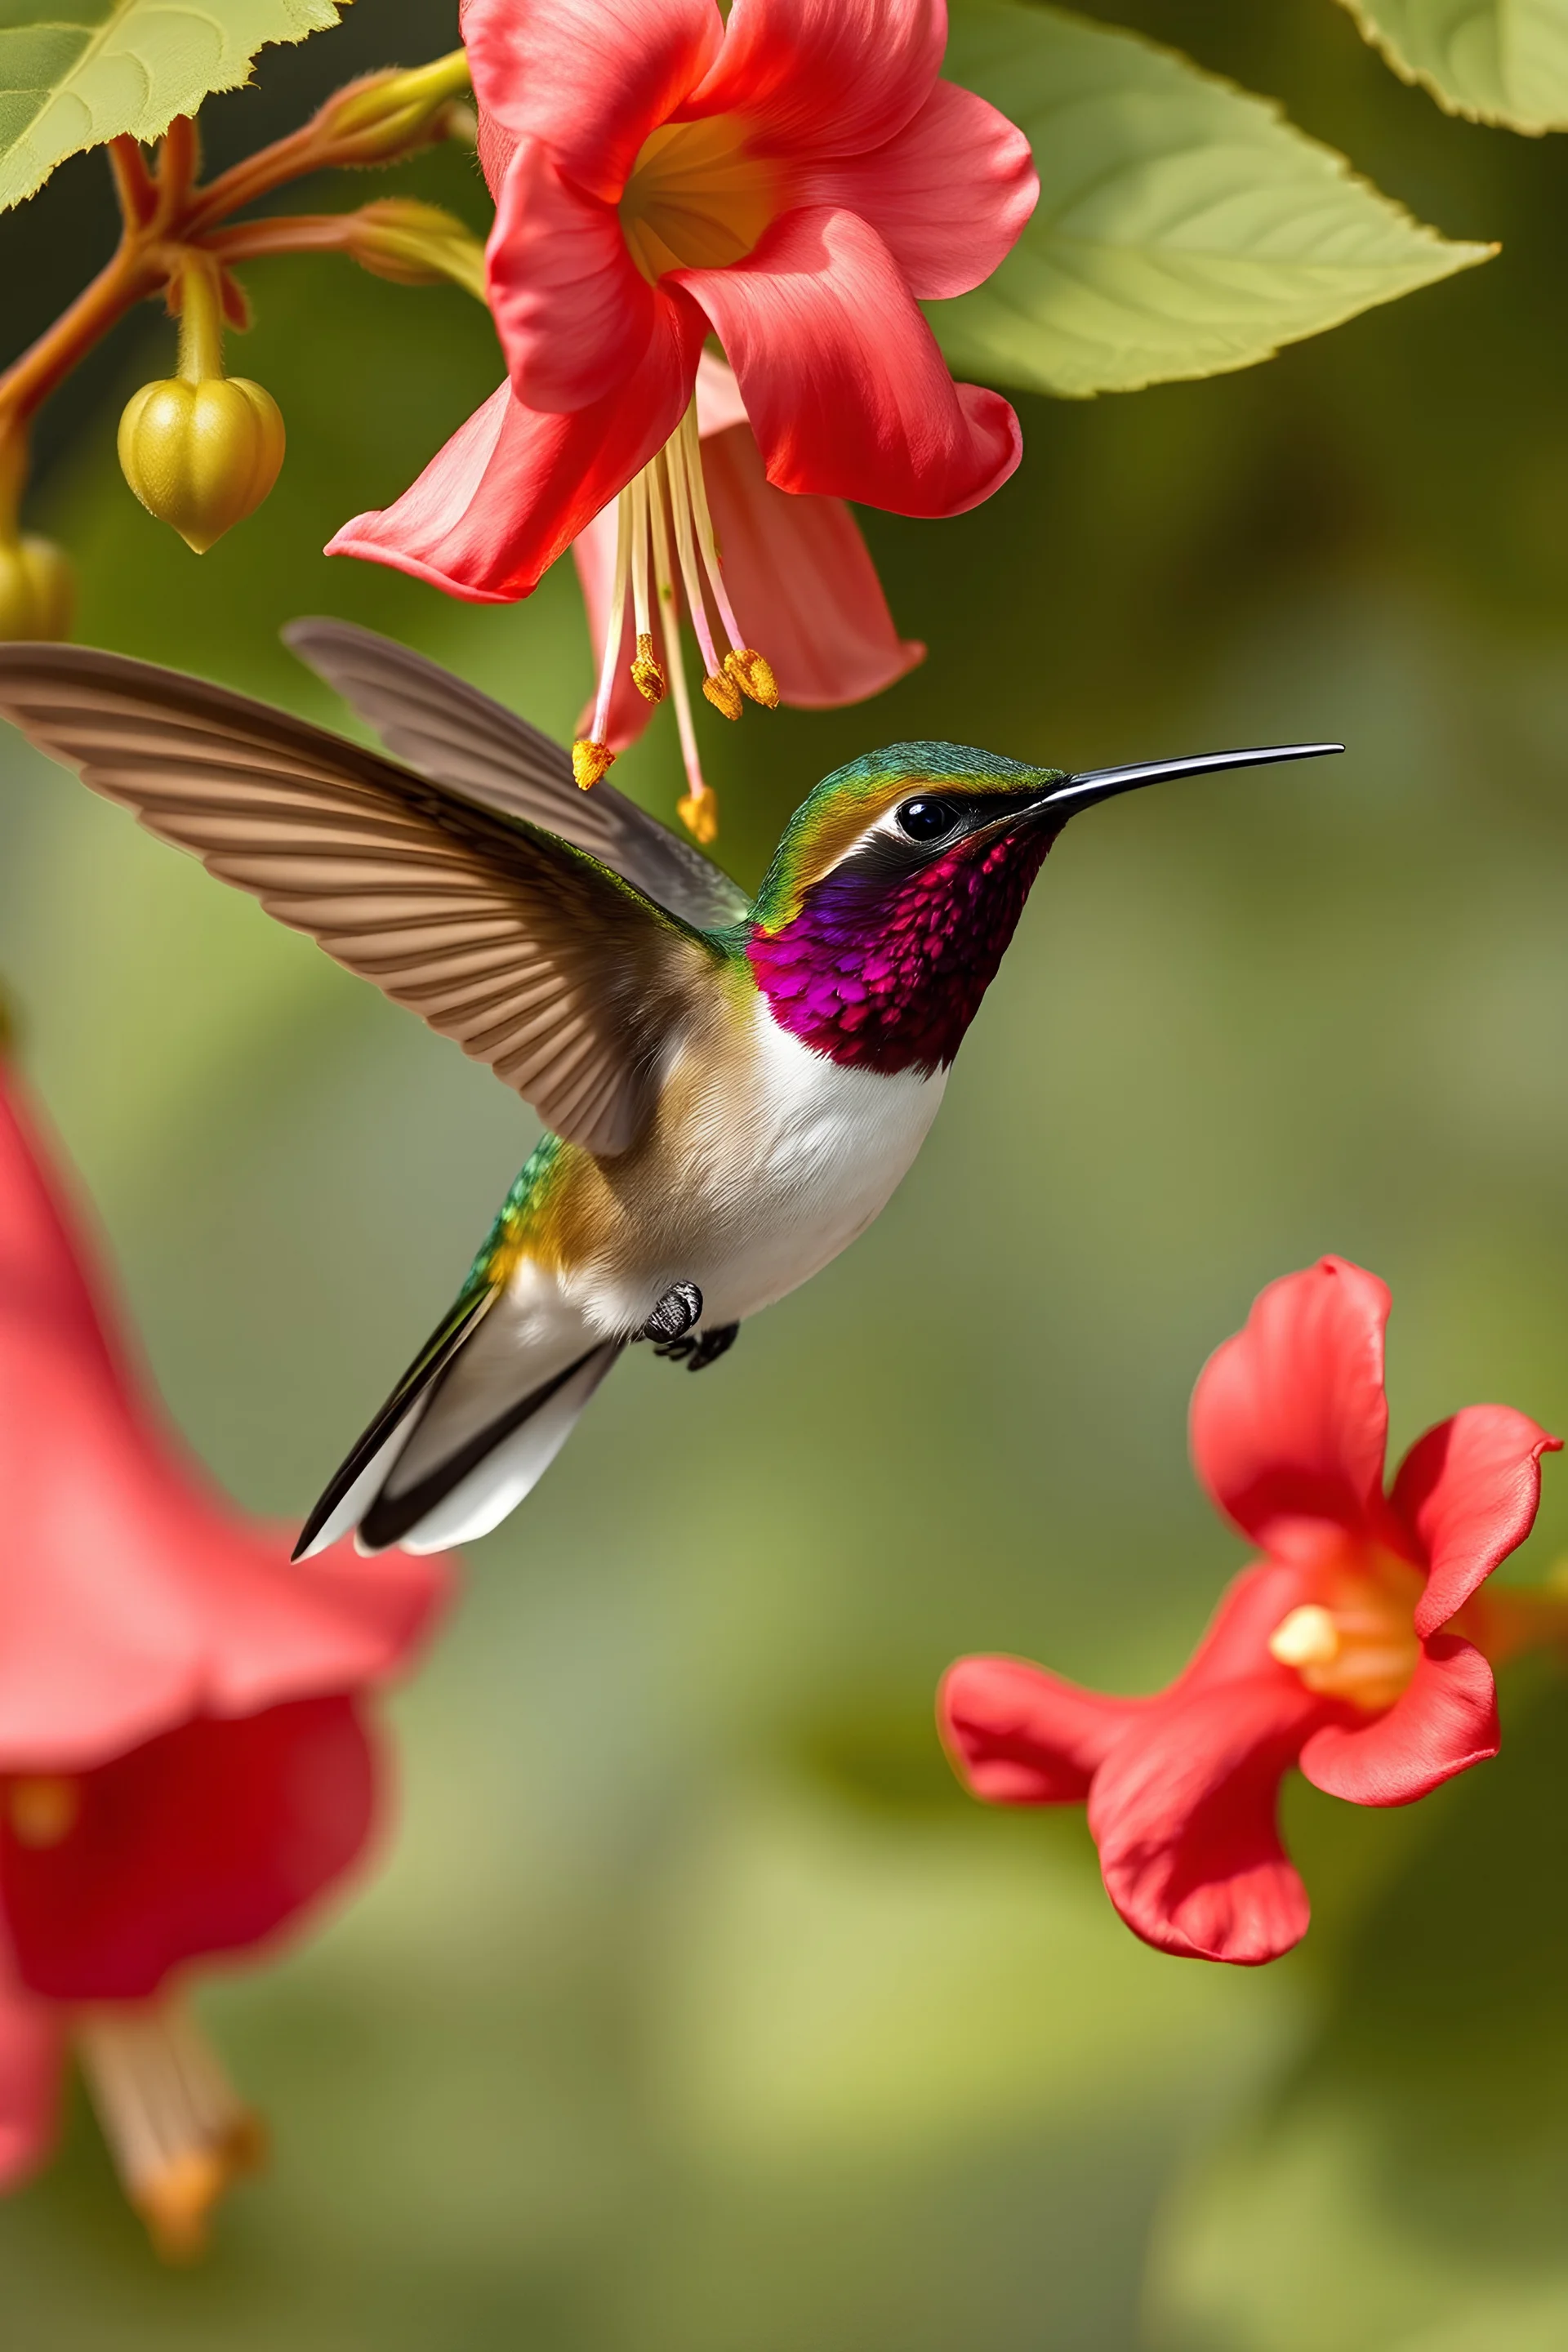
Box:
left=1036, top=740, right=1344, bottom=819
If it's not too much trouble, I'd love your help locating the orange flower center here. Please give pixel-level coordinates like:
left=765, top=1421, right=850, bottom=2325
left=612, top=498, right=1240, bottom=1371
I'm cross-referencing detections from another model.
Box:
left=620, top=115, right=781, bottom=281
left=1267, top=1552, right=1424, bottom=1713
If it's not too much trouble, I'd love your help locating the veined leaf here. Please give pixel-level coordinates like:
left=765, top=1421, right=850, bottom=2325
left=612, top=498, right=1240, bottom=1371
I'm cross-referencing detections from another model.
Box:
left=936, top=0, right=1494, bottom=398
left=0, top=0, right=344, bottom=212
left=1338, top=0, right=1568, bottom=134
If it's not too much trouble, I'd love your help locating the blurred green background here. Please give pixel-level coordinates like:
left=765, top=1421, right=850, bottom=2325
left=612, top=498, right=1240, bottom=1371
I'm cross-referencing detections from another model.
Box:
left=4, top=2, right=1568, bottom=2344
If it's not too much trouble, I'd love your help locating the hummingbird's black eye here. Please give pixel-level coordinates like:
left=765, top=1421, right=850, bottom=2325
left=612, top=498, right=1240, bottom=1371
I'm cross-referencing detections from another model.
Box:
left=896, top=797, right=960, bottom=842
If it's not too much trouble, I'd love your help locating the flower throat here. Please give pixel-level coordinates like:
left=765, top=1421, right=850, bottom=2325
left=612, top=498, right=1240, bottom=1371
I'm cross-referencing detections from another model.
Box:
left=572, top=400, right=777, bottom=844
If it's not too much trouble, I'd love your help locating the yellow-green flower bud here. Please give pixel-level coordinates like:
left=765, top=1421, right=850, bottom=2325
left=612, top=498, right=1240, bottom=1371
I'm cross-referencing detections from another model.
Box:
left=118, top=376, right=285, bottom=555
left=345, top=200, right=487, bottom=302
left=323, top=51, right=473, bottom=164
left=0, top=534, right=75, bottom=641
left=117, top=254, right=284, bottom=554
left=0, top=430, right=74, bottom=640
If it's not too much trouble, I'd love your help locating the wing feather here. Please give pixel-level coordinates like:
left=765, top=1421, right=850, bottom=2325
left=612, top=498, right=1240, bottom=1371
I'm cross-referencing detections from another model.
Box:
left=283, top=618, right=753, bottom=932
left=0, top=645, right=724, bottom=1156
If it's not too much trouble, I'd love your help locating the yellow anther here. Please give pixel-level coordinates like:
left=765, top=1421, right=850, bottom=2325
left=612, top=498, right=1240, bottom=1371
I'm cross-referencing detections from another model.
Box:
left=630, top=631, right=666, bottom=703
left=571, top=737, right=615, bottom=791
left=7, top=1774, right=80, bottom=1848
left=678, top=786, right=719, bottom=845
left=1268, top=1604, right=1341, bottom=1670
left=725, top=646, right=778, bottom=708
left=702, top=666, right=743, bottom=719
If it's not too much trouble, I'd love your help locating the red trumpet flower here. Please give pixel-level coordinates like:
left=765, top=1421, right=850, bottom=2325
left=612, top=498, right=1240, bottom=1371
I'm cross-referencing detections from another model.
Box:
left=940, top=1259, right=1561, bottom=1966
left=0, top=1045, right=450, bottom=2253
left=330, top=0, right=1033, bottom=831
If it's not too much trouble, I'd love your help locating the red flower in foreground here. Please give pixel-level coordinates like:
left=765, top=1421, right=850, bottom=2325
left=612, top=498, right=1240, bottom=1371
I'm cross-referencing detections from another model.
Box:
left=941, top=1259, right=1561, bottom=1965
left=330, top=0, right=1033, bottom=831
left=0, top=1048, right=450, bottom=2254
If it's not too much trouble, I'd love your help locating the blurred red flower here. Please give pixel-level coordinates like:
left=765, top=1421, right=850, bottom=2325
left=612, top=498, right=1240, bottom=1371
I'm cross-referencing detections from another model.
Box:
left=0, top=1049, right=450, bottom=2254
left=330, top=0, right=1033, bottom=826
left=940, top=1258, right=1561, bottom=1966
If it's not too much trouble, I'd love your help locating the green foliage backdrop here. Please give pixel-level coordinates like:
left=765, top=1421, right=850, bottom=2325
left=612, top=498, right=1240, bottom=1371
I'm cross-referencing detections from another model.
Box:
left=2, top=0, right=1568, bottom=2344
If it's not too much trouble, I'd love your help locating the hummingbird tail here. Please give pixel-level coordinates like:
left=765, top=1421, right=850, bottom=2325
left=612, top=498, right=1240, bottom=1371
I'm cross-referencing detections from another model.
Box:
left=295, top=1269, right=626, bottom=1559
left=358, top=1339, right=622, bottom=1553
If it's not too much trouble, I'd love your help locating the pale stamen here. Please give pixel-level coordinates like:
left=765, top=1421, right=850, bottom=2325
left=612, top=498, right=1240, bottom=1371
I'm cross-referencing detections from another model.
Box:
left=1268, top=1564, right=1423, bottom=1714
left=572, top=397, right=776, bottom=839
left=628, top=468, right=662, bottom=702
left=646, top=452, right=716, bottom=841
left=662, top=421, right=740, bottom=717
left=587, top=483, right=633, bottom=748
left=76, top=1999, right=265, bottom=2261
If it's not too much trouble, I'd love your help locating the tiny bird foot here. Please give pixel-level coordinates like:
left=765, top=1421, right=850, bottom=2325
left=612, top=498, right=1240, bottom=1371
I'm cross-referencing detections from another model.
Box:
left=655, top=1320, right=739, bottom=1373
left=642, top=1281, right=703, bottom=1344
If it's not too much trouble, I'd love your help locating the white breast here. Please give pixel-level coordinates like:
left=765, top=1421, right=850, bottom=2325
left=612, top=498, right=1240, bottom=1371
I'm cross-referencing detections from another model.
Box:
left=566, top=997, right=947, bottom=1334
left=667, top=1004, right=946, bottom=1326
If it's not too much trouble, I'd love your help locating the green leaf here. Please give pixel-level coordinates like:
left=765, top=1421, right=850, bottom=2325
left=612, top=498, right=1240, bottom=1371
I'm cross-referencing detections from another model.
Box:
left=935, top=0, right=1494, bottom=398
left=1338, top=0, right=1568, bottom=134
left=0, top=0, right=344, bottom=212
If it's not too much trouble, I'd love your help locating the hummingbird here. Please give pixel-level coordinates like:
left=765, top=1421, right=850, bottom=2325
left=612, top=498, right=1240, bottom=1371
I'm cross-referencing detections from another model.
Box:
left=0, top=626, right=1340, bottom=1557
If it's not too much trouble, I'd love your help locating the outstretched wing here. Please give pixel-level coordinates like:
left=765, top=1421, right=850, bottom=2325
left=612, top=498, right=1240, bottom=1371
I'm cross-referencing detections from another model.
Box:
left=283, top=618, right=753, bottom=932
left=0, top=644, right=723, bottom=1156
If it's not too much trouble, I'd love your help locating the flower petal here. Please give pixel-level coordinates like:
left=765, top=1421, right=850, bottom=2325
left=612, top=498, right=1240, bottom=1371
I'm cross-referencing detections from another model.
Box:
left=488, top=140, right=661, bottom=412
left=1392, top=1405, right=1561, bottom=1639
left=701, top=422, right=924, bottom=702
left=1190, top=1257, right=1398, bottom=1553
left=0, top=1066, right=452, bottom=1771
left=329, top=300, right=702, bottom=603
left=0, top=1974, right=61, bottom=2189
left=694, top=349, right=751, bottom=436
left=685, top=0, right=944, bottom=158
left=1299, top=1634, right=1497, bottom=1806
left=2, top=1697, right=378, bottom=2002
left=938, top=1653, right=1147, bottom=1803
left=1167, top=1559, right=1318, bottom=1692
left=462, top=0, right=724, bottom=203
left=1089, top=1669, right=1325, bottom=1965
left=802, top=79, right=1037, bottom=300
left=681, top=207, right=1021, bottom=515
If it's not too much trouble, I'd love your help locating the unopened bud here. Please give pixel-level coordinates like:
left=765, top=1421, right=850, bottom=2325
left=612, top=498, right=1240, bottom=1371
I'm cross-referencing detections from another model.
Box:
left=118, top=376, right=285, bottom=553
left=118, top=255, right=284, bottom=552
left=323, top=52, right=474, bottom=164
left=0, top=534, right=74, bottom=640
left=345, top=200, right=486, bottom=301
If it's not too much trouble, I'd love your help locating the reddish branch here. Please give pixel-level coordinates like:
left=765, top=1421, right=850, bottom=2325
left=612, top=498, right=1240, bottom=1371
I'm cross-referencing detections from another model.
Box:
left=0, top=56, right=471, bottom=440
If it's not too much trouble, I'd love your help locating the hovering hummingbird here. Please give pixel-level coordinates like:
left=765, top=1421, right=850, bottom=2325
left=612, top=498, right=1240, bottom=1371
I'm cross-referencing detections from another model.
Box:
left=0, top=628, right=1340, bottom=1557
